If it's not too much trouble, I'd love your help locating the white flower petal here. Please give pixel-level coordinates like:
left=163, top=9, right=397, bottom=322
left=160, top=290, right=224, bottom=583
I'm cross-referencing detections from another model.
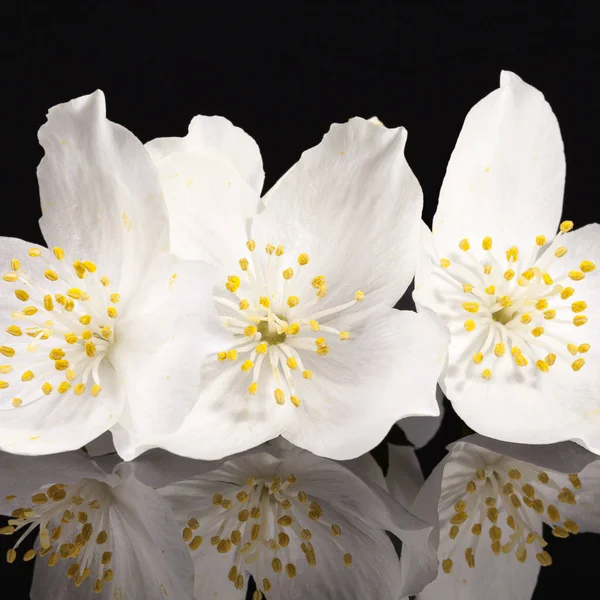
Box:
left=109, top=256, right=230, bottom=460
left=341, top=452, right=388, bottom=491
left=282, top=307, right=448, bottom=459
left=417, top=537, right=541, bottom=600
left=433, top=71, right=565, bottom=252
left=251, top=117, right=423, bottom=310
left=37, top=90, right=168, bottom=303
left=385, top=444, right=424, bottom=508
left=398, top=386, right=445, bottom=449
left=0, top=360, right=123, bottom=455
left=146, top=116, right=264, bottom=269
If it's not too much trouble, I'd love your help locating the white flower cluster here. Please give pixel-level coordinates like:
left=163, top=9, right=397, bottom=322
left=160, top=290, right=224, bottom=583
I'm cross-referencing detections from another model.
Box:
left=0, top=71, right=598, bottom=599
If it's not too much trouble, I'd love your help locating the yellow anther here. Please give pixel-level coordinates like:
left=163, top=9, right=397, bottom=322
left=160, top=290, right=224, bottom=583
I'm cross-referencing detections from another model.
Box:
left=247, top=382, right=258, bottom=395
left=44, top=269, right=59, bottom=281
left=545, top=353, right=556, bottom=366
left=54, top=359, right=69, bottom=371
left=43, top=294, right=54, bottom=311
left=235, top=300, right=249, bottom=312
left=42, top=382, right=53, bottom=395
left=282, top=268, right=294, bottom=280
left=64, top=333, right=78, bottom=344
left=440, top=258, right=451, bottom=268
left=481, top=369, right=492, bottom=380
left=485, top=285, right=495, bottom=295
left=265, top=244, right=276, bottom=255
left=275, top=245, right=284, bottom=256
left=482, top=236, right=493, bottom=250
left=561, top=286, right=575, bottom=299
left=271, top=558, right=283, bottom=573
left=58, top=382, right=71, bottom=394
left=554, top=246, right=568, bottom=258
left=76, top=315, right=91, bottom=326
left=564, top=519, right=579, bottom=533
left=241, top=360, right=254, bottom=372
left=462, top=302, right=479, bottom=313
left=354, top=290, right=365, bottom=302
left=290, top=395, right=301, bottom=407
left=579, top=343, right=591, bottom=353
left=21, top=370, right=34, bottom=382
left=544, top=310, right=556, bottom=320
left=571, top=358, right=585, bottom=371
left=494, top=343, right=505, bottom=357
left=74, top=383, right=85, bottom=396
left=81, top=261, right=96, bottom=273
left=90, top=385, right=102, bottom=397
left=274, top=388, right=285, bottom=404
left=449, top=525, right=459, bottom=539
left=244, top=325, right=257, bottom=337
left=217, top=351, right=227, bottom=362
left=287, top=296, right=299, bottom=308
left=99, top=275, right=110, bottom=287
left=0, top=365, right=11, bottom=374
left=0, top=380, right=9, bottom=388
left=558, top=487, right=576, bottom=504
left=315, top=337, right=327, bottom=348
left=569, top=270, right=585, bottom=281
left=2, top=273, right=18, bottom=282
left=259, top=296, right=270, bottom=308
left=573, top=315, right=588, bottom=327
left=536, top=551, right=553, bottom=566
left=84, top=341, right=97, bottom=358
left=535, top=299, right=548, bottom=310
left=462, top=283, right=473, bottom=293
left=308, top=319, right=320, bottom=332
left=48, top=349, right=65, bottom=360
left=246, top=240, right=256, bottom=252
left=502, top=269, right=514, bottom=281
left=531, top=327, right=544, bottom=337
left=450, top=511, right=469, bottom=525
left=442, top=558, right=453, bottom=574
left=560, top=220, right=574, bottom=233
left=536, top=360, right=549, bottom=373
left=302, top=369, right=313, bottom=379
left=521, top=269, right=535, bottom=281
left=27, top=247, right=41, bottom=258
left=339, top=330, right=350, bottom=340
left=82, top=330, right=93, bottom=341
left=14, top=289, right=29, bottom=302
left=227, top=349, right=238, bottom=360
left=6, top=325, right=22, bottom=337
left=567, top=343, right=579, bottom=356
left=580, top=260, right=596, bottom=273
left=535, top=235, right=547, bottom=246
left=286, top=356, right=298, bottom=370
left=483, top=264, right=492, bottom=275
left=542, top=273, right=553, bottom=285
left=316, top=284, right=327, bottom=297
left=226, top=275, right=241, bottom=292
left=498, top=296, right=511, bottom=307
left=572, top=301, right=587, bottom=313
left=506, top=246, right=519, bottom=262
left=66, top=288, right=82, bottom=300
left=287, top=323, right=300, bottom=335
left=296, top=253, right=310, bottom=266
left=256, top=342, right=267, bottom=354
left=458, top=238, right=470, bottom=251
left=109, top=293, right=120, bottom=304
left=568, top=473, right=582, bottom=489
left=238, top=258, right=249, bottom=272
left=107, top=307, right=118, bottom=318
left=311, top=275, right=325, bottom=289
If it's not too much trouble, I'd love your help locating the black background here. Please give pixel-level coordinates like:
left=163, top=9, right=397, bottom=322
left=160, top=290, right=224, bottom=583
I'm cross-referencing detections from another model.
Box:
left=1, top=1, right=599, bottom=598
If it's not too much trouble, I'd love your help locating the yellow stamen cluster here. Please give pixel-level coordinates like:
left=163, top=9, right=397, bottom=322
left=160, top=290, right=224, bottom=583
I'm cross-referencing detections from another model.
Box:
left=185, top=473, right=353, bottom=596
left=1, top=248, right=120, bottom=406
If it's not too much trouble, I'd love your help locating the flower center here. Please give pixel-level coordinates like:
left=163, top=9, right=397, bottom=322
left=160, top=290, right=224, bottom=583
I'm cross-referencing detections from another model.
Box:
left=441, top=458, right=581, bottom=575
left=438, top=221, right=594, bottom=380
left=212, top=240, right=364, bottom=407
left=183, top=473, right=353, bottom=597
left=1, top=246, right=120, bottom=408
left=1, top=479, right=114, bottom=592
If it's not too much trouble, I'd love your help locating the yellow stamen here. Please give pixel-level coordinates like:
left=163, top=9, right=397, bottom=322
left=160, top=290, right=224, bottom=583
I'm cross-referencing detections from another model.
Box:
left=544, top=310, right=556, bottom=320
left=244, top=325, right=257, bottom=337
left=473, top=352, right=483, bottom=364
left=302, top=370, right=312, bottom=379
left=256, top=342, right=267, bottom=354
left=571, top=358, right=585, bottom=371
left=579, top=343, right=591, bottom=353
left=2, top=273, right=18, bottom=282
left=259, top=296, right=270, bottom=308
left=485, top=285, right=495, bottom=295
left=44, top=270, right=58, bottom=281
left=536, top=360, right=549, bottom=373
left=275, top=245, right=284, bottom=256
left=531, top=327, right=544, bottom=337
left=339, top=330, right=350, bottom=340
left=246, top=240, right=256, bottom=252
left=42, top=382, right=53, bottom=395
left=498, top=296, right=511, bottom=307
left=580, top=260, right=596, bottom=273
left=354, top=290, right=365, bottom=302
left=573, top=315, right=588, bottom=327
left=241, top=360, right=254, bottom=372
left=481, top=369, right=492, bottom=380
left=274, top=389, right=285, bottom=404
left=542, top=273, right=553, bottom=285
left=545, top=353, right=556, bottom=366
left=286, top=323, right=300, bottom=335
left=462, top=302, right=479, bottom=313
left=535, top=299, right=548, bottom=310
left=440, top=258, right=451, bottom=268
left=559, top=220, right=573, bottom=233
left=287, top=296, right=299, bottom=307
left=265, top=244, right=275, bottom=255
left=459, top=239, right=470, bottom=251
left=506, top=246, right=518, bottom=262
left=0, top=346, right=15, bottom=357
left=238, top=258, right=249, bottom=271
left=494, top=343, right=505, bottom=357
left=482, top=236, right=492, bottom=251
left=286, top=357, right=298, bottom=370
left=90, top=385, right=102, bottom=397
left=227, top=349, right=238, bottom=360
left=107, top=307, right=118, bottom=318
left=6, top=325, right=22, bottom=337
left=572, top=301, right=587, bottom=313
left=554, top=246, right=568, bottom=258
left=282, top=268, right=294, bottom=280
left=248, top=382, right=258, bottom=395
left=100, top=276, right=110, bottom=287
left=15, top=289, right=29, bottom=302
left=561, top=287, right=575, bottom=300
left=568, top=271, right=584, bottom=281
left=463, top=283, right=473, bottom=293
left=504, top=269, right=515, bottom=281
left=58, top=382, right=71, bottom=394
left=21, top=370, right=34, bottom=382
left=535, top=235, right=546, bottom=246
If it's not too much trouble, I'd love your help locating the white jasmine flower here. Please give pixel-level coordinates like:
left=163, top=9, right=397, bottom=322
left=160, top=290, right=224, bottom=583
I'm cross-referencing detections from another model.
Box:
left=0, top=91, right=227, bottom=457
left=148, top=441, right=434, bottom=600
left=393, top=435, right=600, bottom=600
left=414, top=71, right=600, bottom=452
left=140, top=115, right=448, bottom=460
left=0, top=451, right=195, bottom=599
